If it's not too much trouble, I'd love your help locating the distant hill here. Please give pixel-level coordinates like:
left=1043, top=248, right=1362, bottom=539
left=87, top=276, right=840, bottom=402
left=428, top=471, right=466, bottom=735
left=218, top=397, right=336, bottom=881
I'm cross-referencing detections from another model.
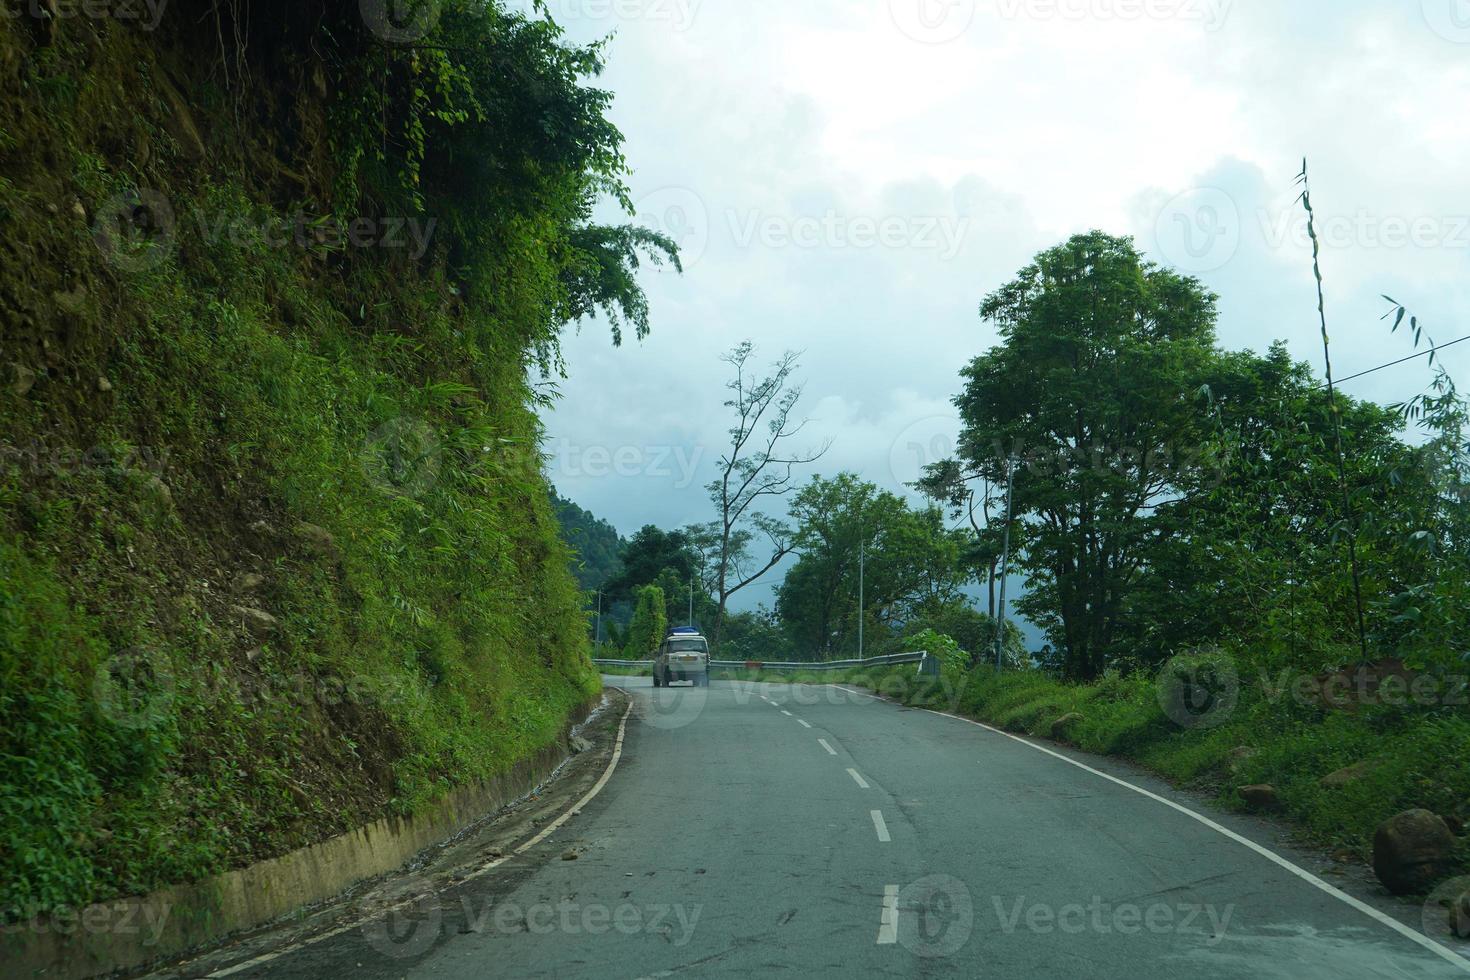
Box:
left=550, top=490, right=625, bottom=593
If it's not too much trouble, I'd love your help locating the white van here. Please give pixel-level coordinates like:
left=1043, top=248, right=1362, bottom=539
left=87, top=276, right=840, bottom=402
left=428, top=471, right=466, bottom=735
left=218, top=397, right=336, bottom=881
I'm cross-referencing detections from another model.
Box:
left=654, top=628, right=710, bottom=687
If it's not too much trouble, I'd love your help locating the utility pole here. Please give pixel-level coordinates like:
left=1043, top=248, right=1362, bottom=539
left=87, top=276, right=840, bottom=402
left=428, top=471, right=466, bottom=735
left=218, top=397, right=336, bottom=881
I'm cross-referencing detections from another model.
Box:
left=994, top=457, right=1016, bottom=673
left=688, top=568, right=695, bottom=627
left=595, top=589, right=603, bottom=647
left=858, top=534, right=865, bottom=659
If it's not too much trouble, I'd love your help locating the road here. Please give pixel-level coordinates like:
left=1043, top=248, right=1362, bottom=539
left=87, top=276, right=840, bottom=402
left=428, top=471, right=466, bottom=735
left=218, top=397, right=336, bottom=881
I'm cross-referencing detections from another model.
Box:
left=205, top=678, right=1470, bottom=979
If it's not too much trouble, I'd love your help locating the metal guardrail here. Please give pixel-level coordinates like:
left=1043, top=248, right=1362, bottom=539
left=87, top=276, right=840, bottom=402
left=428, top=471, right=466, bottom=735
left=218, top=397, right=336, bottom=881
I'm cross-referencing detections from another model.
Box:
left=593, top=651, right=927, bottom=672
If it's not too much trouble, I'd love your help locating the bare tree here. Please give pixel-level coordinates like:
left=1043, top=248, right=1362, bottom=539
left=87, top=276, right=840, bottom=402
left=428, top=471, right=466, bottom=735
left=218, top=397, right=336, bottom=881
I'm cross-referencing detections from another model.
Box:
left=695, top=342, right=829, bottom=652
left=914, top=457, right=1001, bottom=616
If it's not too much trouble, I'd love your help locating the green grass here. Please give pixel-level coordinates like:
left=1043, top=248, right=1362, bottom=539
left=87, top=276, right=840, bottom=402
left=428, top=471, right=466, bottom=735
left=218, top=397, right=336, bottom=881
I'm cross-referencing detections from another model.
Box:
left=598, top=663, right=653, bottom=678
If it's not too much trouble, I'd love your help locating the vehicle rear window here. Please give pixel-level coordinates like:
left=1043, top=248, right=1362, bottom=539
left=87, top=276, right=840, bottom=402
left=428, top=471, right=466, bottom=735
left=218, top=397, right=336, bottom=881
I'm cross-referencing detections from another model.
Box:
left=668, top=638, right=707, bottom=653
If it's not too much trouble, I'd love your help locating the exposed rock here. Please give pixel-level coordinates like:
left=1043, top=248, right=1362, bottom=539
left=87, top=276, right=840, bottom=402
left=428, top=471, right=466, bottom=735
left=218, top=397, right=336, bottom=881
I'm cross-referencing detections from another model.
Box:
left=293, top=522, right=336, bottom=553
left=229, top=604, right=279, bottom=638
left=53, top=285, right=87, bottom=315
left=1049, top=712, right=1083, bottom=739
left=146, top=476, right=172, bottom=507
left=248, top=519, right=274, bottom=535
left=97, top=376, right=114, bottom=393
left=36, top=0, right=59, bottom=44
left=1372, top=810, right=1458, bottom=895
left=569, top=735, right=593, bottom=754
left=1320, top=760, right=1375, bottom=790
left=1239, top=784, right=1282, bottom=812
left=1227, top=746, right=1257, bottom=771
left=1452, top=889, right=1470, bottom=939
left=232, top=572, right=266, bottom=594
left=158, top=74, right=206, bottom=160
left=71, top=199, right=86, bottom=222
left=10, top=363, right=36, bottom=396
left=561, top=849, right=579, bottom=861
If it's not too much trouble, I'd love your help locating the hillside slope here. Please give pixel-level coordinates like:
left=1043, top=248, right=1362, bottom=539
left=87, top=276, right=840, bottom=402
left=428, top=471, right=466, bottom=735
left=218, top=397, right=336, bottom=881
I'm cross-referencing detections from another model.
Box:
left=551, top=490, right=625, bottom=593
left=0, top=3, right=660, bottom=921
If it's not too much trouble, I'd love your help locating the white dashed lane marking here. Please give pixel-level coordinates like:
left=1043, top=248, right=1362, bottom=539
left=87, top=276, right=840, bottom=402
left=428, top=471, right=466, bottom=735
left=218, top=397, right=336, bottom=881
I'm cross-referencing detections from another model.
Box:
left=877, top=885, right=898, bottom=945
left=870, top=810, right=891, bottom=842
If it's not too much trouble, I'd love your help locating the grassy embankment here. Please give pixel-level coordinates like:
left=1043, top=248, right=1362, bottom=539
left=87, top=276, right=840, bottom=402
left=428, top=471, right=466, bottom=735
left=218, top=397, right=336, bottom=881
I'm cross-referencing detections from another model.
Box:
left=0, top=8, right=602, bottom=920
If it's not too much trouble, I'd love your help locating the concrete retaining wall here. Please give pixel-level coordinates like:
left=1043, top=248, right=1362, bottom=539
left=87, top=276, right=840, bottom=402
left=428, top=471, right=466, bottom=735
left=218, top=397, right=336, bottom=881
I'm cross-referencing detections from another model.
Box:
left=2, top=702, right=597, bottom=979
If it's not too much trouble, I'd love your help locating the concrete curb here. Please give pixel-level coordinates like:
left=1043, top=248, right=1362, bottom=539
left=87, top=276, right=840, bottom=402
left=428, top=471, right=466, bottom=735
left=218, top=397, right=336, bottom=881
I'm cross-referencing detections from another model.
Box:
left=1, top=698, right=600, bottom=980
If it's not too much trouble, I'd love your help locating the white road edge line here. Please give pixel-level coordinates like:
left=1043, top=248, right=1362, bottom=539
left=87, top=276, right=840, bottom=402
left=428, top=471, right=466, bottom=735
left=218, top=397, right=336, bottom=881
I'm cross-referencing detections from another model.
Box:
left=818, top=738, right=838, bottom=756
left=919, top=703, right=1470, bottom=974
left=797, top=720, right=813, bottom=729
left=877, top=885, right=899, bottom=945
left=847, top=768, right=870, bottom=789
left=206, top=698, right=637, bottom=978
left=870, top=809, right=891, bottom=843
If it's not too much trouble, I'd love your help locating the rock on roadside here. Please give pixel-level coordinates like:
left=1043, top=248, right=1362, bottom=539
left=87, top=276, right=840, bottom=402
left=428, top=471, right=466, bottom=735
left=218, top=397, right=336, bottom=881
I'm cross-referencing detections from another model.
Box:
left=293, top=522, right=336, bottom=555
left=1452, top=889, right=1470, bottom=939
left=1227, top=746, right=1257, bottom=772
left=229, top=604, right=279, bottom=638
left=1372, top=809, right=1459, bottom=895
left=1049, top=712, right=1083, bottom=740
left=1319, top=760, right=1376, bottom=790
left=1239, top=784, right=1282, bottom=812
left=232, top=572, right=266, bottom=594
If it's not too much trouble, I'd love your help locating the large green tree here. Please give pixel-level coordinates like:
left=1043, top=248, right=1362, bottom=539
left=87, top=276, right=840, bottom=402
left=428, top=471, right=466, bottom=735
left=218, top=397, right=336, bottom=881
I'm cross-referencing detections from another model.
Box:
left=1135, top=342, right=1466, bottom=674
left=603, top=525, right=698, bottom=603
left=953, top=232, right=1220, bottom=680
left=776, top=473, right=968, bottom=659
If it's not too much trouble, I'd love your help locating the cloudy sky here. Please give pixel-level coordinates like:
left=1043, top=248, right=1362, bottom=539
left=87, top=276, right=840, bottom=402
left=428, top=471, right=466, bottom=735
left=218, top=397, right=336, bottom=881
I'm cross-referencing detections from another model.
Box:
left=539, top=0, right=1470, bottom=618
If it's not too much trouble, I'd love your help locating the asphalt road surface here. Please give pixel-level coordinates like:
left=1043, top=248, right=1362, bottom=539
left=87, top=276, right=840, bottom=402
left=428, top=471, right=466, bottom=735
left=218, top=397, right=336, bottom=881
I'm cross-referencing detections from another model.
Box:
left=205, top=678, right=1470, bottom=979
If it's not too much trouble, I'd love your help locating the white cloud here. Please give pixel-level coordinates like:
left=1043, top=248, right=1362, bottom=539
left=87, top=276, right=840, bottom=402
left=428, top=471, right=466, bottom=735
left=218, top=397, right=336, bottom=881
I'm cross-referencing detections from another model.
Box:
left=543, top=0, right=1470, bottom=613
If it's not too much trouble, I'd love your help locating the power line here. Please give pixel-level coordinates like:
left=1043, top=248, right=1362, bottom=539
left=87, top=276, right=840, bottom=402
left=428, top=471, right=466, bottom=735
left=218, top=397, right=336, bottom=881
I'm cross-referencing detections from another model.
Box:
left=1317, top=334, right=1470, bottom=390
